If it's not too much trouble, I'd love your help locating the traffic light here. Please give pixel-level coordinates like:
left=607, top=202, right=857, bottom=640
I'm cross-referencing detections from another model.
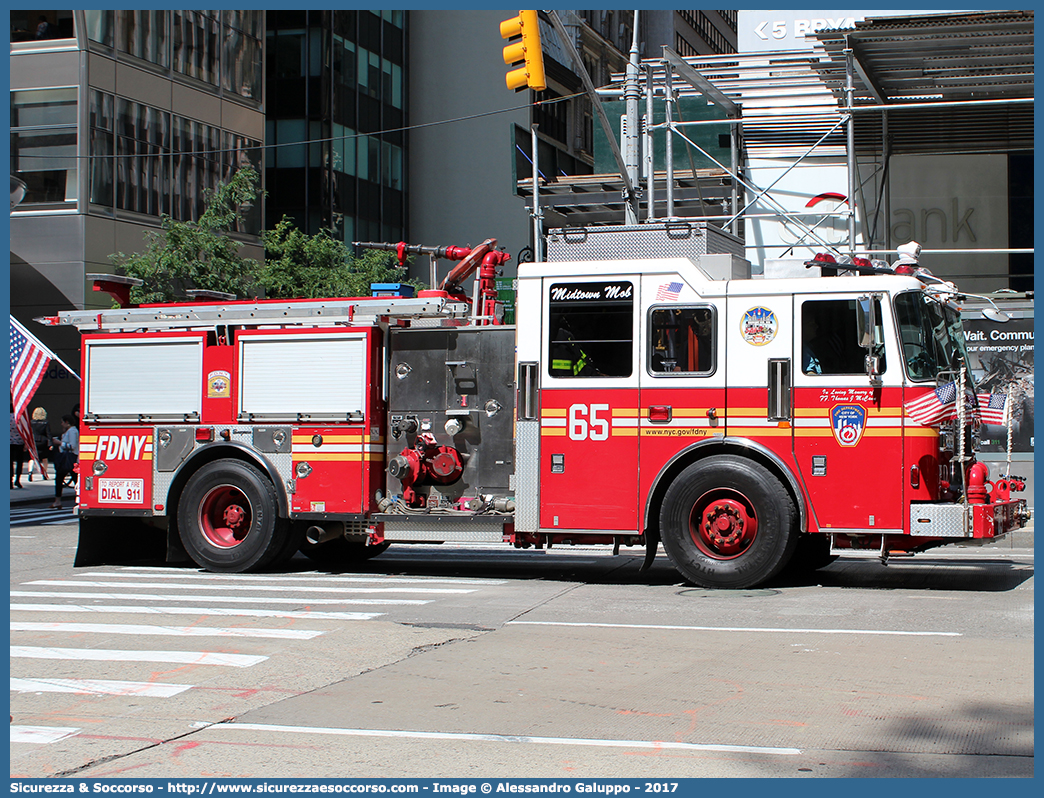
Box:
left=500, top=10, right=546, bottom=92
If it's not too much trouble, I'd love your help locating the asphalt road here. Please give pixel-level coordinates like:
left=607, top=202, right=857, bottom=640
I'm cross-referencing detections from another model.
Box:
left=9, top=515, right=1034, bottom=779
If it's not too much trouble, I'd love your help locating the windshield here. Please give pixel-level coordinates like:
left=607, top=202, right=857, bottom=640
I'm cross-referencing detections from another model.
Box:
left=893, top=291, right=969, bottom=382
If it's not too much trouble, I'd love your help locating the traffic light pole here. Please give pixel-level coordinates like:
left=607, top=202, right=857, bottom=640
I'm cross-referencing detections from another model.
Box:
left=531, top=123, right=543, bottom=261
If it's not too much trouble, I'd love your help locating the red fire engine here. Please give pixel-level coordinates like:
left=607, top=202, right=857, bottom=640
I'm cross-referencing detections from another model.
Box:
left=43, top=229, right=1029, bottom=589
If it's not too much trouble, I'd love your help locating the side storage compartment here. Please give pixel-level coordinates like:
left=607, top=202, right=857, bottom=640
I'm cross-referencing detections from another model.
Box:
left=236, top=328, right=377, bottom=516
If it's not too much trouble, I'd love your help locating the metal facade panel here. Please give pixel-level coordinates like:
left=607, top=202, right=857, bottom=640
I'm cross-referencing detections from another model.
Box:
left=514, top=420, right=540, bottom=531
left=86, top=338, right=203, bottom=417
left=239, top=332, right=367, bottom=416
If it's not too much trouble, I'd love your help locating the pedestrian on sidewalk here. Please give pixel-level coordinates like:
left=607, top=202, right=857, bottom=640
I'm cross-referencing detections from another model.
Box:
left=10, top=402, right=26, bottom=488
left=30, top=407, right=52, bottom=482
left=51, top=414, right=78, bottom=509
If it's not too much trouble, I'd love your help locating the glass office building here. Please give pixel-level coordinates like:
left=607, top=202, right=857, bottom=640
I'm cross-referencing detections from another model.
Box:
left=9, top=10, right=266, bottom=414
left=265, top=10, right=406, bottom=244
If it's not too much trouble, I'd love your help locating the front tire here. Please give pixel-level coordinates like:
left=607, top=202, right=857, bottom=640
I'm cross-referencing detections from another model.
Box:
left=659, top=455, right=798, bottom=589
left=177, top=459, right=288, bottom=572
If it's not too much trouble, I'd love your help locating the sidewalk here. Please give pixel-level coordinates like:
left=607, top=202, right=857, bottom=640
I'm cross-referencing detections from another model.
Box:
left=9, top=472, right=72, bottom=507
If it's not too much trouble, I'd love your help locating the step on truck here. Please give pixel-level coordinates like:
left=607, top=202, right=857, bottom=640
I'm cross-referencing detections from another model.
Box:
left=42, top=230, right=1029, bottom=589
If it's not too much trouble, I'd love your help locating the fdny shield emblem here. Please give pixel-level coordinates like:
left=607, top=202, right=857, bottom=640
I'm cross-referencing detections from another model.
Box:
left=831, top=404, right=866, bottom=447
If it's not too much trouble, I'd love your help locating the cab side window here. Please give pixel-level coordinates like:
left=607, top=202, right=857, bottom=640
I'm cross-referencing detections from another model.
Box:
left=548, top=281, right=633, bottom=378
left=801, top=299, right=885, bottom=375
left=649, top=307, right=714, bottom=374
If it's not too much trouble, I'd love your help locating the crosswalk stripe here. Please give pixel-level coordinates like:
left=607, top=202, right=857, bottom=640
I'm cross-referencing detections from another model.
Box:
left=28, top=579, right=475, bottom=595
left=10, top=603, right=382, bottom=620
left=12, top=590, right=428, bottom=606
left=10, top=509, right=75, bottom=524
left=10, top=621, right=324, bottom=639
left=11, top=677, right=191, bottom=697
left=11, top=646, right=267, bottom=667
left=93, top=569, right=509, bottom=586
left=10, top=726, right=81, bottom=744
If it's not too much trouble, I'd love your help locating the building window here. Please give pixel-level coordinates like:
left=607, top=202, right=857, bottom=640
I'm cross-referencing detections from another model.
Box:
left=716, top=11, right=738, bottom=34
left=548, top=281, right=634, bottom=378
left=84, top=10, right=115, bottom=48
left=534, top=88, right=568, bottom=147
left=173, top=11, right=220, bottom=87
left=10, top=88, right=78, bottom=206
left=88, top=90, right=115, bottom=207
left=649, top=306, right=715, bottom=374
left=87, top=12, right=262, bottom=104
left=675, top=33, right=697, bottom=58
left=678, top=11, right=734, bottom=56
left=116, top=10, right=169, bottom=67
left=222, top=12, right=263, bottom=101
left=114, top=99, right=170, bottom=217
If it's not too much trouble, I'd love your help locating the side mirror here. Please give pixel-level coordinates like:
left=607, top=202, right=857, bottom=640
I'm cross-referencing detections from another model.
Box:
left=856, top=296, right=877, bottom=350
left=857, top=296, right=882, bottom=384
left=982, top=307, right=1010, bottom=323
left=865, top=353, right=883, bottom=380
left=855, top=301, right=870, bottom=348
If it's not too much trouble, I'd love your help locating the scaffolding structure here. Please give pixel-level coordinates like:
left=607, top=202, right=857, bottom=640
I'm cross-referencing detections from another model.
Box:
left=520, top=11, right=1033, bottom=280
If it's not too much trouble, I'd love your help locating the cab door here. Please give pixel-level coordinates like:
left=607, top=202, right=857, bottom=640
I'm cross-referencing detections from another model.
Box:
left=637, top=275, right=726, bottom=505
left=538, top=276, right=640, bottom=531
left=791, top=293, right=905, bottom=533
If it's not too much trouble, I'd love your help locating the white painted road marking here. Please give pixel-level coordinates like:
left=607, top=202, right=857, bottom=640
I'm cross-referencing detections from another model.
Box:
left=28, top=580, right=473, bottom=594
left=213, top=722, right=802, bottom=756
left=10, top=604, right=382, bottom=620
left=10, top=677, right=192, bottom=697
left=508, top=621, right=962, bottom=636
left=10, top=621, right=324, bottom=639
left=11, top=646, right=267, bottom=667
left=12, top=590, right=426, bottom=606
left=10, top=726, right=81, bottom=744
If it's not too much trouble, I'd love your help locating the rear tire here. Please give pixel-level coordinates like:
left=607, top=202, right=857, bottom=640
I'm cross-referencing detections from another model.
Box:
left=177, top=459, right=288, bottom=572
left=659, top=455, right=798, bottom=589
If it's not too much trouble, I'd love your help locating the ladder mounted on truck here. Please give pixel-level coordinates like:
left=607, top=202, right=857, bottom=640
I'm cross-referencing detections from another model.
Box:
left=36, top=295, right=471, bottom=334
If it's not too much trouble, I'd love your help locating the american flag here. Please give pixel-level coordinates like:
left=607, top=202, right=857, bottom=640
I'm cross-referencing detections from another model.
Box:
left=976, top=393, right=1008, bottom=425
left=656, top=281, right=683, bottom=301
left=904, top=381, right=957, bottom=426
left=15, top=410, right=39, bottom=470
left=10, top=315, right=52, bottom=420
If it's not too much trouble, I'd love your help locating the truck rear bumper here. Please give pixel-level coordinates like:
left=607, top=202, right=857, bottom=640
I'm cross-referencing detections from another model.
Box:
left=910, top=500, right=1030, bottom=539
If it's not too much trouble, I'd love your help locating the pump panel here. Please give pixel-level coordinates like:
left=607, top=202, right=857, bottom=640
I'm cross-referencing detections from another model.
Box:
left=386, top=326, right=516, bottom=508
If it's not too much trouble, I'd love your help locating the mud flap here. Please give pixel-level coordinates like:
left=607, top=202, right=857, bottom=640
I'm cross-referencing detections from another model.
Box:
left=73, top=516, right=170, bottom=567
left=639, top=530, right=659, bottom=572
left=72, top=517, right=109, bottom=568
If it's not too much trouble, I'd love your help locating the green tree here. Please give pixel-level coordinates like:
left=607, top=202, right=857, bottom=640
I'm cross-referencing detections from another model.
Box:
left=112, top=165, right=420, bottom=303
left=111, top=165, right=263, bottom=304
left=260, top=217, right=417, bottom=299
